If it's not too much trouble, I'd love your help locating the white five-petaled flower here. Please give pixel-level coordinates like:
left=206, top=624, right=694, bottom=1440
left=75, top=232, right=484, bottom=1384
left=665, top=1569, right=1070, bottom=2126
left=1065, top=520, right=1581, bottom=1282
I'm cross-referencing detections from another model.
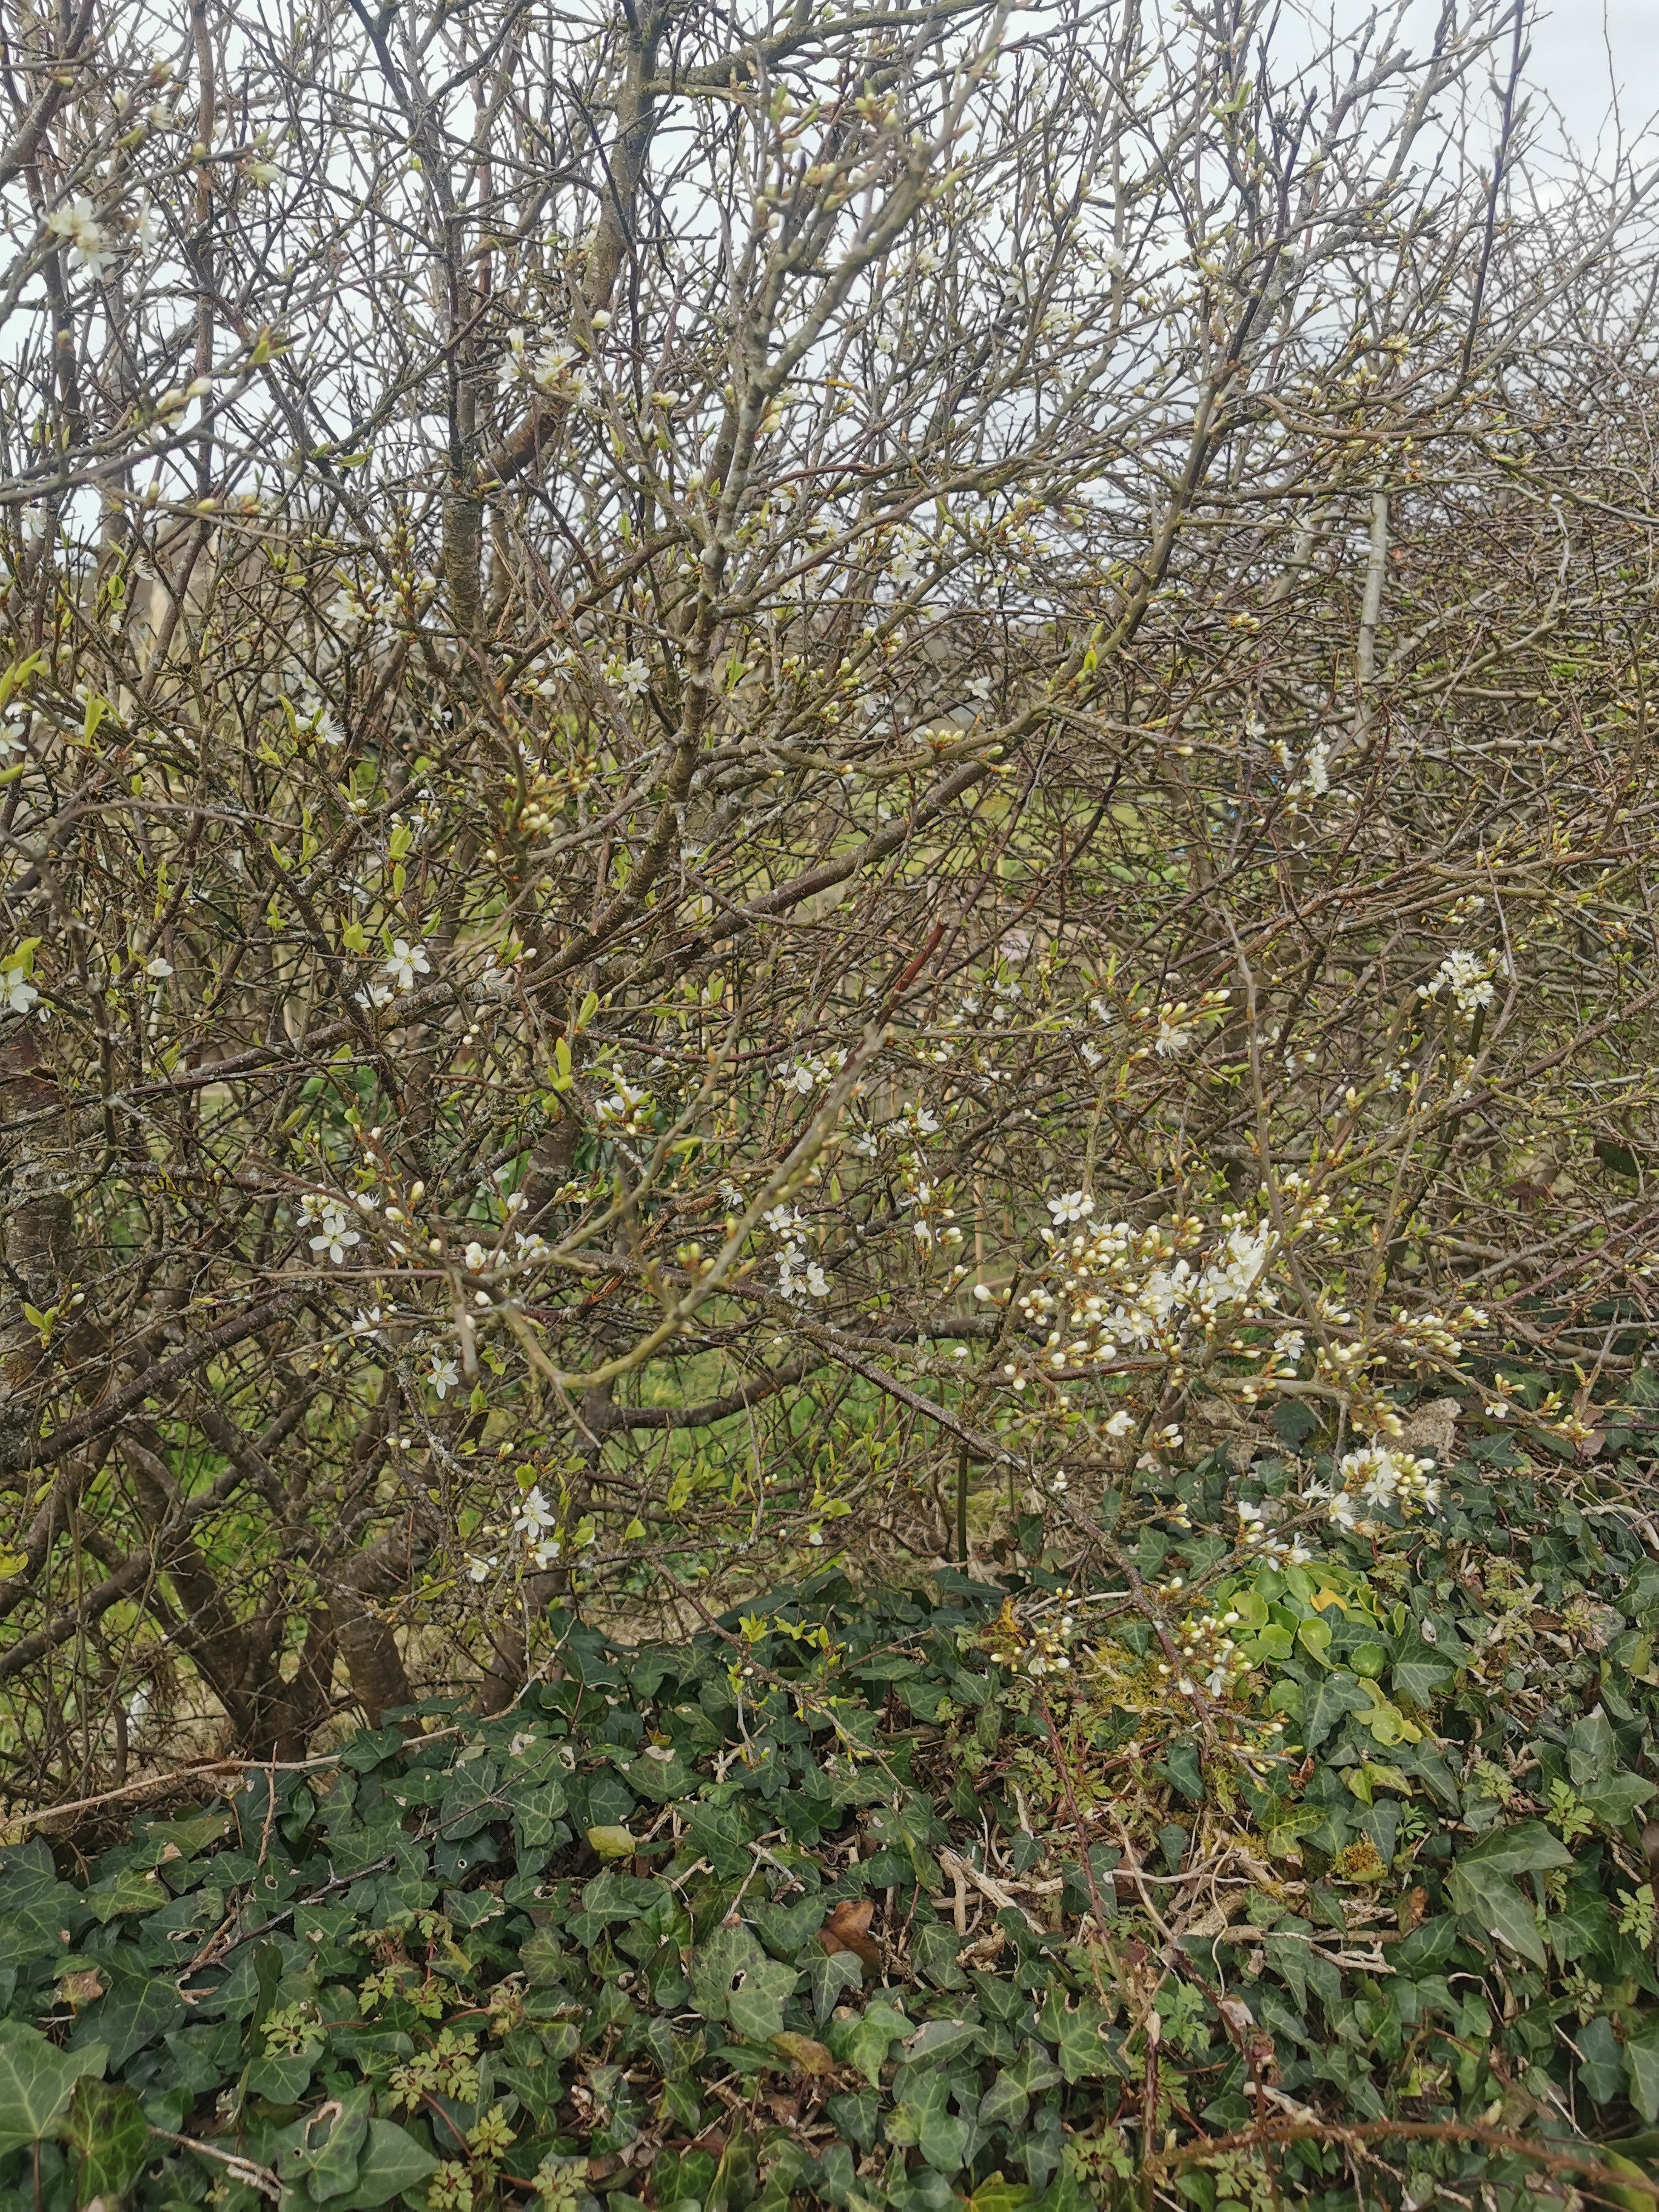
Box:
left=514, top=1486, right=557, bottom=1539
left=145, top=956, right=173, bottom=979
left=309, top=1205, right=360, bottom=1265
left=355, top=980, right=393, bottom=1011
left=1103, top=1409, right=1135, bottom=1438
left=428, top=1356, right=460, bottom=1399
left=463, top=1241, right=488, bottom=1272
left=47, top=196, right=114, bottom=278
left=1047, top=1190, right=1094, bottom=1225
left=384, top=938, right=431, bottom=993
left=350, top=1307, right=383, bottom=1335
left=1419, top=948, right=1498, bottom=1015
left=465, top=1552, right=497, bottom=1584
left=0, top=965, right=38, bottom=1017
left=605, top=655, right=649, bottom=697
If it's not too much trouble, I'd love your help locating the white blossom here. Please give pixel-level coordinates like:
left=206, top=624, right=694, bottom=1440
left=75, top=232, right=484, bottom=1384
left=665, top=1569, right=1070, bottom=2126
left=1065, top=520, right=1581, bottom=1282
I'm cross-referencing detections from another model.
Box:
left=1419, top=948, right=1498, bottom=1014
left=47, top=196, right=115, bottom=277
left=1047, top=1190, right=1094, bottom=1225
left=427, top=1356, right=460, bottom=1398
left=309, top=1205, right=360, bottom=1265
left=514, top=1486, right=557, bottom=1539
left=0, top=964, right=38, bottom=1017
left=384, top=938, right=431, bottom=992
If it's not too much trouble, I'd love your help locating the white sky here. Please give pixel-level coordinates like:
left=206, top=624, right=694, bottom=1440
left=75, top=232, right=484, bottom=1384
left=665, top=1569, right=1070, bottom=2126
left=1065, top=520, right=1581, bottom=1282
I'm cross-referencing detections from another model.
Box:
left=1528, top=0, right=1659, bottom=153
left=1321, top=1, right=1659, bottom=159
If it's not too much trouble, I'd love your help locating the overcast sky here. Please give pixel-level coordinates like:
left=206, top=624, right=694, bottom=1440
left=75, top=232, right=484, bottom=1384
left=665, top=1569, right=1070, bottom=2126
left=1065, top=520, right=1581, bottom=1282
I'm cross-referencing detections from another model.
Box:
left=1529, top=0, right=1659, bottom=153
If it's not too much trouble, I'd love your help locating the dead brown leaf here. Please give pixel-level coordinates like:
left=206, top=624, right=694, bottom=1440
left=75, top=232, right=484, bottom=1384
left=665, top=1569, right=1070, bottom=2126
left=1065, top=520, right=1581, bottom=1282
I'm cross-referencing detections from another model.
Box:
left=816, top=1896, right=880, bottom=1968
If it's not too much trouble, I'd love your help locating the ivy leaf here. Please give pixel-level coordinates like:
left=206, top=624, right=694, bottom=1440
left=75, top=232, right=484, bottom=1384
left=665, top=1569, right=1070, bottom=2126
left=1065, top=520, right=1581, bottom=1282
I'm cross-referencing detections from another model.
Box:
left=978, top=2071, right=1030, bottom=2131
left=911, top=1915, right=971, bottom=1990
left=1458, top=1821, right=1575, bottom=1878
left=831, top=1999, right=909, bottom=2086
left=1581, top=1774, right=1657, bottom=1826
left=346, top=2119, right=438, bottom=2207
left=305, top=2086, right=371, bottom=2202
left=76, top=1956, right=185, bottom=2071
left=691, top=1923, right=797, bottom=2042
left=902, top=2018, right=982, bottom=2068
left=1390, top=1641, right=1457, bottom=1705
left=885, top=2066, right=971, bottom=2173
left=1034, top=1989, right=1120, bottom=2083
left=750, top=1894, right=830, bottom=1960
left=83, top=1865, right=167, bottom=1923
left=1448, top=1862, right=1546, bottom=1968
left=1302, top=1671, right=1371, bottom=1751
left=970, top=2179, right=1037, bottom=2212
left=1627, top=2023, right=1659, bottom=2125
left=0, top=2025, right=96, bottom=2156
left=1578, top=2014, right=1627, bottom=2103
left=509, top=1780, right=569, bottom=1853
left=805, top=1946, right=863, bottom=2023
left=59, top=2078, right=152, bottom=2204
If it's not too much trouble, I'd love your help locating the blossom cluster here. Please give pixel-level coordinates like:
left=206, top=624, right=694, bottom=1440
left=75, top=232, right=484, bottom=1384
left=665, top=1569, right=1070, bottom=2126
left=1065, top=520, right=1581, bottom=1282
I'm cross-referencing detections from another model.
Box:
left=1312, top=1442, right=1441, bottom=1534
left=991, top=1199, right=1286, bottom=1392
left=776, top=1048, right=848, bottom=1095
left=982, top=1594, right=1078, bottom=1679
left=594, top=1077, right=654, bottom=1134
left=1158, top=1599, right=1253, bottom=1699
left=1234, top=1496, right=1315, bottom=1567
left=1418, top=948, right=1500, bottom=1014
left=764, top=1206, right=831, bottom=1302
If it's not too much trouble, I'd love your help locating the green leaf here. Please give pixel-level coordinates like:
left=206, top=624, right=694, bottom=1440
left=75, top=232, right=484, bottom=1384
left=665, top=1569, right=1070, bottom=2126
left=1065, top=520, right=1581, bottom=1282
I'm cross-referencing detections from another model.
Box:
left=911, top=1915, right=970, bottom=1989
left=84, top=1865, right=167, bottom=1922
left=978, top=2071, right=1030, bottom=2131
left=59, top=2077, right=151, bottom=2203
left=1302, top=1670, right=1370, bottom=1751
left=1003, top=2040, right=1062, bottom=2097
left=347, top=2119, right=438, bottom=2207
left=1296, top=1615, right=1333, bottom=1666
left=885, top=2066, right=970, bottom=2174
left=1577, top=2014, right=1626, bottom=2103
left=307, top=2087, right=371, bottom=2201
left=82, top=1954, right=186, bottom=2068
left=246, top=2045, right=320, bottom=2103
left=833, top=1999, right=909, bottom=2087
left=1035, top=1989, right=1119, bottom=2083
left=805, top=1946, right=863, bottom=2023
left=1629, top=2028, right=1659, bottom=2125
left=1448, top=1863, right=1547, bottom=1968
left=1391, top=1644, right=1457, bottom=1704
left=1458, top=1820, right=1575, bottom=1877
left=749, top=1894, right=830, bottom=1960
left=1581, top=1774, right=1657, bottom=1826
left=902, top=2019, right=982, bottom=2068
left=690, top=1923, right=797, bottom=2042
left=970, top=2179, right=1037, bottom=2212
left=0, top=2025, right=95, bottom=2156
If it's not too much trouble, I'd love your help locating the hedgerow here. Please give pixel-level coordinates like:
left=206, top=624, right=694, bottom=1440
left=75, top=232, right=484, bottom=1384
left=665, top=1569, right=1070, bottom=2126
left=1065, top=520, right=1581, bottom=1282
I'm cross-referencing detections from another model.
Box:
left=10, top=1419, right=1659, bottom=2212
